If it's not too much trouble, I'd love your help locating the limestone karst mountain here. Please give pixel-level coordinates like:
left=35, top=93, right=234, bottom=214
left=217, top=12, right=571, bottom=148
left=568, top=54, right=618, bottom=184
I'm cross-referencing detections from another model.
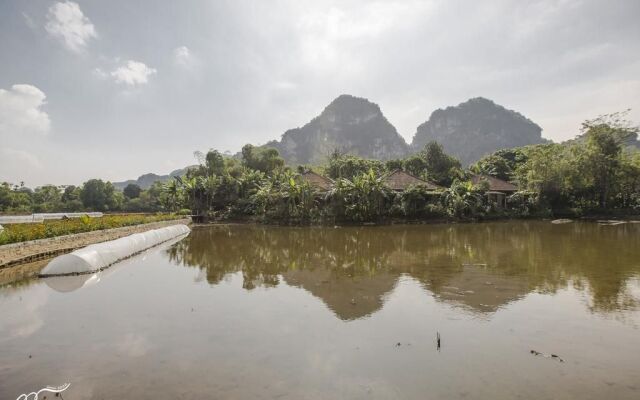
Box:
left=411, top=97, right=546, bottom=165
left=265, top=94, right=409, bottom=164
left=268, top=95, right=546, bottom=166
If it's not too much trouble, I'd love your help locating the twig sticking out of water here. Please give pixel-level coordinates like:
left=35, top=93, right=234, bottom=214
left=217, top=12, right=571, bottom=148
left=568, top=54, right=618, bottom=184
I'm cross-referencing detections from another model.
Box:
left=530, top=349, right=564, bottom=362
left=437, top=332, right=441, bottom=351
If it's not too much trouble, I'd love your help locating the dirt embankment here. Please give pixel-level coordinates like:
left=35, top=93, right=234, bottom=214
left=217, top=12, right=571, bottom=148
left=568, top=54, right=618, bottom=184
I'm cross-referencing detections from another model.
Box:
left=0, top=218, right=191, bottom=269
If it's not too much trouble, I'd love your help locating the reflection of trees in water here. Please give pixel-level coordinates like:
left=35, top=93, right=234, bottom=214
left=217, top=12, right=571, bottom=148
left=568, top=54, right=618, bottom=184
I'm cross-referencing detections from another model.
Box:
left=0, top=259, right=47, bottom=289
left=166, top=222, right=640, bottom=316
left=518, top=223, right=640, bottom=312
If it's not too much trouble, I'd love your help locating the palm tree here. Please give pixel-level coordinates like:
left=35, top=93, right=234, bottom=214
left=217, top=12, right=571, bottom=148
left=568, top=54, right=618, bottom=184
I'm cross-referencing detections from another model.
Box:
left=203, top=175, right=219, bottom=213
left=178, top=176, right=199, bottom=215
left=163, top=179, right=181, bottom=212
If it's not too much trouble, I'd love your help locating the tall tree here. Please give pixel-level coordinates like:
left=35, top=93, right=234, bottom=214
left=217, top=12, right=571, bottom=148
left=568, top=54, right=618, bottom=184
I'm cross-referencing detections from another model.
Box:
left=580, top=112, right=638, bottom=208
left=205, top=150, right=226, bottom=176
left=420, top=141, right=462, bottom=186
left=80, top=179, right=119, bottom=211
left=33, top=185, right=62, bottom=212
left=123, top=183, right=142, bottom=199
left=241, top=144, right=285, bottom=174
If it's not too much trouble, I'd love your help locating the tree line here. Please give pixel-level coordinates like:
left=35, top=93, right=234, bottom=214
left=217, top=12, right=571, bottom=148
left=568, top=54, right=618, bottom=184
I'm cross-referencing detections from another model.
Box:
left=1, top=113, right=639, bottom=221
left=0, top=179, right=170, bottom=214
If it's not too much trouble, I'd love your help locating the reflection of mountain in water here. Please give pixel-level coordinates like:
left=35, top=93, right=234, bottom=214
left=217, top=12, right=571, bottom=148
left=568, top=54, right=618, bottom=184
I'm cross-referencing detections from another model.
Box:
left=283, top=269, right=397, bottom=320
left=166, top=223, right=640, bottom=319
left=431, top=264, right=530, bottom=313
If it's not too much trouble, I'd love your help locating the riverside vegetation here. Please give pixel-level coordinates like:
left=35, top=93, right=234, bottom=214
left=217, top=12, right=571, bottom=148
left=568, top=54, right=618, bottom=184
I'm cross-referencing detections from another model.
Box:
left=1, top=113, right=639, bottom=224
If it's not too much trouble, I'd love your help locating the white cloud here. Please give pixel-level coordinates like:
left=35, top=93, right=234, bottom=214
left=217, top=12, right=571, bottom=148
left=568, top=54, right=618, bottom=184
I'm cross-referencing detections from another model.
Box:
left=111, top=61, right=157, bottom=86
left=294, top=1, right=435, bottom=69
left=92, top=67, right=108, bottom=79
left=45, top=1, right=97, bottom=53
left=173, top=46, right=193, bottom=67
left=0, top=84, right=51, bottom=137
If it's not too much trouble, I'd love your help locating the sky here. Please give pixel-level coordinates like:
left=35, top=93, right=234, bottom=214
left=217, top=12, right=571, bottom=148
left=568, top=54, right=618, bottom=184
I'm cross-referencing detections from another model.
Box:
left=1, top=0, right=639, bottom=187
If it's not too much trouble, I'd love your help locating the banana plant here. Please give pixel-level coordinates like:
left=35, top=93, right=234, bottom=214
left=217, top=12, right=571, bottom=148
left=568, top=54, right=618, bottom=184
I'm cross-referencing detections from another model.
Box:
left=441, top=180, right=484, bottom=218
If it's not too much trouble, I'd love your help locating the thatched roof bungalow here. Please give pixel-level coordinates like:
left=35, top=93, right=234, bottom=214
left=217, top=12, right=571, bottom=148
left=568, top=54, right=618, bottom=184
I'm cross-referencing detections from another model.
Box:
left=470, top=174, right=518, bottom=208
left=300, top=171, right=334, bottom=192
left=384, top=170, right=442, bottom=192
left=470, top=174, right=518, bottom=193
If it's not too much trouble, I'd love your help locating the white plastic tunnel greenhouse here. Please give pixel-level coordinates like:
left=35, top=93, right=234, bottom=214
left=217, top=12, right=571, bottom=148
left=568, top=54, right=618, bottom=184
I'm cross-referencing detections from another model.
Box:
left=40, top=224, right=190, bottom=276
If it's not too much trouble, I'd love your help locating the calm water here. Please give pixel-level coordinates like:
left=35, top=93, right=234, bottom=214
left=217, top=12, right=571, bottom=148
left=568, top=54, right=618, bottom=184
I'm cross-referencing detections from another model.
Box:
left=1, top=222, right=640, bottom=399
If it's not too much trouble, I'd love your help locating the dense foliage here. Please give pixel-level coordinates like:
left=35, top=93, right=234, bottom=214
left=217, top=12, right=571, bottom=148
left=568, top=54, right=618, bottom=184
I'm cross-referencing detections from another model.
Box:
left=472, top=112, right=640, bottom=215
left=0, top=179, right=174, bottom=214
left=2, top=113, right=638, bottom=223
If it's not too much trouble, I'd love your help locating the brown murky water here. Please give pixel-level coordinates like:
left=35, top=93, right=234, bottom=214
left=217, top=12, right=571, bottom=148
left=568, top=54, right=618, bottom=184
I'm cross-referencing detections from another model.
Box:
left=1, top=221, right=640, bottom=399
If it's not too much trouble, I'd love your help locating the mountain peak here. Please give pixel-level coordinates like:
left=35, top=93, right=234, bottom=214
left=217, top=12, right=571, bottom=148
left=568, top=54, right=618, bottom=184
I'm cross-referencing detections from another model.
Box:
left=316, top=95, right=386, bottom=127
left=412, top=98, right=545, bottom=165
left=324, top=94, right=381, bottom=112
left=266, top=95, right=408, bottom=164
left=464, top=97, right=496, bottom=106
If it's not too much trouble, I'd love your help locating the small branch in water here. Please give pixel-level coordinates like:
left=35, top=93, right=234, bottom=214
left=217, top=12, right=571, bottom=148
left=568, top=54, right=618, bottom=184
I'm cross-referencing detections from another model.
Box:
left=437, top=332, right=441, bottom=351
left=530, top=349, right=564, bottom=362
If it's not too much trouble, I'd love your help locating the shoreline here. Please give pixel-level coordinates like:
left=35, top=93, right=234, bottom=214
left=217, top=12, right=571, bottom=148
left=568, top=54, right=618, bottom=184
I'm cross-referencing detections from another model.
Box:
left=194, top=214, right=640, bottom=227
left=0, top=218, right=191, bottom=270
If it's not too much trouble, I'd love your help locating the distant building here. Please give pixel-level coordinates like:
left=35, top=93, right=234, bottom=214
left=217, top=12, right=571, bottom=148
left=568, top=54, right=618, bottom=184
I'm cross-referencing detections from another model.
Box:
left=299, top=171, right=334, bottom=192
left=470, top=174, right=518, bottom=208
left=384, top=170, right=442, bottom=192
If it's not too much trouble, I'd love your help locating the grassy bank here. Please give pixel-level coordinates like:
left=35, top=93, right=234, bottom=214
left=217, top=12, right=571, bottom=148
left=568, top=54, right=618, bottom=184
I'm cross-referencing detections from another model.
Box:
left=0, top=214, right=184, bottom=245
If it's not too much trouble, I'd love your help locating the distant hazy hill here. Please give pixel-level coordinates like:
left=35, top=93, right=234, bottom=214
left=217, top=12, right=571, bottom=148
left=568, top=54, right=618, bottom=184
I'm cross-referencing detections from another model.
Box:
left=266, top=94, right=409, bottom=164
left=411, top=97, right=546, bottom=165
left=113, top=167, right=194, bottom=190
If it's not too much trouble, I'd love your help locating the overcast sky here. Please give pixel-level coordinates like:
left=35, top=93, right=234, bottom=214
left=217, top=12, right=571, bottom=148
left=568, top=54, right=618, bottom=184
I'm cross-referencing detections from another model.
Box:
left=1, top=0, right=639, bottom=187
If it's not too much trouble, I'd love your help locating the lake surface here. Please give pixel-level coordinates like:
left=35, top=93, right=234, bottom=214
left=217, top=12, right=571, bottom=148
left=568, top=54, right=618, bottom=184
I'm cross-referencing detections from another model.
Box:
left=1, top=221, right=640, bottom=399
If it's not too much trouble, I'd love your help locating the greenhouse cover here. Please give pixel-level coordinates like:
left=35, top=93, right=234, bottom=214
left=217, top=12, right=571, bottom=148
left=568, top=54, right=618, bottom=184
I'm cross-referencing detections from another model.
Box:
left=40, top=224, right=190, bottom=276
